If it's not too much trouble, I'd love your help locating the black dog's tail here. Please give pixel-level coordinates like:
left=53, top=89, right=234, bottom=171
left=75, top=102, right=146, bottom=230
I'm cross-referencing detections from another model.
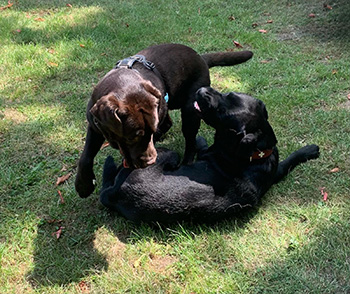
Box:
left=273, top=144, right=320, bottom=184
left=201, top=51, right=253, bottom=68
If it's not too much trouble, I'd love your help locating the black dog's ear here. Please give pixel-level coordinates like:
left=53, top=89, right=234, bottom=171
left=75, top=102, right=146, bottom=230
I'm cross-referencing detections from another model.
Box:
left=235, top=132, right=259, bottom=158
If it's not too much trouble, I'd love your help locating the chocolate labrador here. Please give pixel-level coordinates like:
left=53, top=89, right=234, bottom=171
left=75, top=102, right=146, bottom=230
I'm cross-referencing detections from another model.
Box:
left=99, top=87, right=320, bottom=224
left=75, top=43, right=253, bottom=198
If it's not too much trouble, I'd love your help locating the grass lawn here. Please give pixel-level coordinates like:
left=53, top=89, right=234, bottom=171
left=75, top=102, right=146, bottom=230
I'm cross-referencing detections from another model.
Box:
left=1, top=0, right=349, bottom=293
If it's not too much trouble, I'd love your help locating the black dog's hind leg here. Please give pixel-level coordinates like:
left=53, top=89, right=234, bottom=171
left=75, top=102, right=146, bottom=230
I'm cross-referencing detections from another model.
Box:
left=196, top=136, right=209, bottom=160
left=102, top=156, right=119, bottom=189
left=274, top=144, right=320, bottom=184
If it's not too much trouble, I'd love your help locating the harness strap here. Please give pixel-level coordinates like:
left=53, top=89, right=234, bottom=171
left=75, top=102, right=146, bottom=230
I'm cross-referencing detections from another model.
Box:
left=115, top=54, right=168, bottom=102
left=115, top=55, right=155, bottom=70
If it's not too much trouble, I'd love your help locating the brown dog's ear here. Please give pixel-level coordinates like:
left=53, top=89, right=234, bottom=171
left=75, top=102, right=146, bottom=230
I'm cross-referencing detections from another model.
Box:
left=140, top=81, right=161, bottom=133
left=90, top=94, right=123, bottom=134
left=141, top=80, right=162, bottom=100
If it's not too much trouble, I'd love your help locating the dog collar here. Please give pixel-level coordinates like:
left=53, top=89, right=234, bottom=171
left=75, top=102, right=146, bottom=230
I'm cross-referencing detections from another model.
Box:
left=250, top=149, right=273, bottom=162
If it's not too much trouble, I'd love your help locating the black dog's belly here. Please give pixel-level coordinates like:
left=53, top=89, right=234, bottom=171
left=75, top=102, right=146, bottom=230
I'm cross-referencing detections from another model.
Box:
left=111, top=162, right=256, bottom=223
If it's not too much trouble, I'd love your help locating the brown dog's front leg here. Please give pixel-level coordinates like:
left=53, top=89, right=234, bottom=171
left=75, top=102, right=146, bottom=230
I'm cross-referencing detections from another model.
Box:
left=75, top=125, right=105, bottom=198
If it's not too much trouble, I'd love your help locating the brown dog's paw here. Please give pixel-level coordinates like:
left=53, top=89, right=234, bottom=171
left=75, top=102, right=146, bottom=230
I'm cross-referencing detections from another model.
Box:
left=75, top=173, right=96, bottom=198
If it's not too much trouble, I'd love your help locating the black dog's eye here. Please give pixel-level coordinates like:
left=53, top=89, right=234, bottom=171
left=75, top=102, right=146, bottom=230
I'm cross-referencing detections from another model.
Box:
left=217, top=107, right=226, bottom=114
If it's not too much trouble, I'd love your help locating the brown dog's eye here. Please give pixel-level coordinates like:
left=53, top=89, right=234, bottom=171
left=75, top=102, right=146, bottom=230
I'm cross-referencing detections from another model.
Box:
left=136, top=130, right=145, bottom=137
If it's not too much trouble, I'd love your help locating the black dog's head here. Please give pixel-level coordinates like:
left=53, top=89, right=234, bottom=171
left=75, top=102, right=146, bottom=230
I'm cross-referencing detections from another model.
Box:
left=194, top=87, right=277, bottom=159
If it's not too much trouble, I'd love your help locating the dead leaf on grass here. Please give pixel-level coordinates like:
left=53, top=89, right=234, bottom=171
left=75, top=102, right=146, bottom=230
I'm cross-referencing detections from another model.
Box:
left=259, top=29, right=268, bottom=33
left=267, top=19, right=273, bottom=23
left=323, top=4, right=332, bottom=10
left=34, top=17, right=45, bottom=22
left=329, top=167, right=339, bottom=173
left=56, top=172, right=72, bottom=185
left=47, top=219, right=63, bottom=224
left=309, top=13, right=316, bottom=18
left=78, top=281, right=90, bottom=293
left=347, top=93, right=350, bottom=100
left=47, top=62, right=58, bottom=67
left=52, top=226, right=64, bottom=239
left=252, top=23, right=259, bottom=28
left=66, top=3, right=73, bottom=8
left=101, top=142, right=110, bottom=150
left=79, top=44, right=85, bottom=48
left=57, top=190, right=65, bottom=204
left=228, top=15, right=235, bottom=21
left=320, top=187, right=328, bottom=202
left=0, top=1, right=13, bottom=11
left=233, top=40, right=243, bottom=48
left=260, top=60, right=270, bottom=64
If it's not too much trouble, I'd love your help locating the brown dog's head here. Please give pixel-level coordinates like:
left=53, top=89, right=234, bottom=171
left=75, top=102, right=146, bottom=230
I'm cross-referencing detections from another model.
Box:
left=90, top=80, right=162, bottom=169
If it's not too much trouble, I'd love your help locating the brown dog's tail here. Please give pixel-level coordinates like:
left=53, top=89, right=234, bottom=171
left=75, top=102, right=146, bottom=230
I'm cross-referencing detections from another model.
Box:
left=201, top=50, right=253, bottom=68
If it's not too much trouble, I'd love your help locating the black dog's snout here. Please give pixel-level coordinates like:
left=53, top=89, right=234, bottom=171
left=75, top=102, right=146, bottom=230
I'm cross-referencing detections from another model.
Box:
left=196, top=87, right=210, bottom=97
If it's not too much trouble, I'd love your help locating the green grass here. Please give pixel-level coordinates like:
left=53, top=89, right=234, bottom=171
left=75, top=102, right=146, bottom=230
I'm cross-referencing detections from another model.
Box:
left=1, top=0, right=350, bottom=293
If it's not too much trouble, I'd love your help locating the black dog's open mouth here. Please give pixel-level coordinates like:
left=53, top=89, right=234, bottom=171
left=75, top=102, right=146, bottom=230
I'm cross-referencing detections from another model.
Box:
left=194, top=101, right=201, bottom=113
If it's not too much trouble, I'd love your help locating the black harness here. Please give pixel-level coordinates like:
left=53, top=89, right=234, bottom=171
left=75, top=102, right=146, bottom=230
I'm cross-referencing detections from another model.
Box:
left=115, top=54, right=156, bottom=70
left=114, top=54, right=169, bottom=102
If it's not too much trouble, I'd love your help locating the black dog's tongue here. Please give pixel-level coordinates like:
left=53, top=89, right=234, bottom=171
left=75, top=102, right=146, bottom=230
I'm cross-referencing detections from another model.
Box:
left=194, top=101, right=201, bottom=112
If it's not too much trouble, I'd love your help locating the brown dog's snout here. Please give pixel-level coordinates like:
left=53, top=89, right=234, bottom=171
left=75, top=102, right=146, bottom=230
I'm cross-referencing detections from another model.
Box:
left=125, top=139, right=157, bottom=169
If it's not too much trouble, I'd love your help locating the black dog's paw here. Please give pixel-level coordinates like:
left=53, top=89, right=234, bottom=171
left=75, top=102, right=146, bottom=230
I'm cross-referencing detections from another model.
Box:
left=299, top=144, right=320, bottom=160
left=196, top=136, right=208, bottom=152
left=102, top=156, right=118, bottom=188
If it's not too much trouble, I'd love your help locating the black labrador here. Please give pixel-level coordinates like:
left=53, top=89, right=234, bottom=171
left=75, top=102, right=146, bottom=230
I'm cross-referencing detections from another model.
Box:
left=75, top=44, right=253, bottom=198
left=99, top=87, right=320, bottom=223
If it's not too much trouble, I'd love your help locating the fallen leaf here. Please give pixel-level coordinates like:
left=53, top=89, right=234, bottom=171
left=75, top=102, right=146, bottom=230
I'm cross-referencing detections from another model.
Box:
left=228, top=15, right=235, bottom=21
left=320, top=187, right=328, bottom=201
left=267, top=19, right=273, bottom=23
left=79, top=44, right=85, bottom=48
left=188, top=27, right=192, bottom=33
left=56, top=172, right=72, bottom=185
left=100, top=142, right=110, bottom=150
left=57, top=190, right=65, bottom=204
left=259, top=29, right=268, bottom=33
left=47, top=219, right=63, bottom=224
left=329, top=167, right=339, bottom=173
left=260, top=60, right=270, bottom=64
left=323, top=4, right=332, bottom=10
left=252, top=23, right=259, bottom=28
left=78, top=281, right=90, bottom=293
left=52, top=226, right=64, bottom=239
left=233, top=40, right=243, bottom=48
left=125, top=23, right=129, bottom=28
left=332, top=69, right=337, bottom=75
left=48, top=48, right=55, bottom=54
left=309, top=13, right=316, bottom=18
left=347, top=93, right=350, bottom=100
left=0, top=1, right=13, bottom=11
left=47, top=62, right=58, bottom=67
left=34, top=17, right=45, bottom=22
left=66, top=3, right=72, bottom=8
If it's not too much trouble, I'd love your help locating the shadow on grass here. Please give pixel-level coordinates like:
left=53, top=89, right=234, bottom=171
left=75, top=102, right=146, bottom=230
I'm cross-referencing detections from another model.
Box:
left=305, top=0, right=350, bottom=44
left=27, top=198, right=258, bottom=287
